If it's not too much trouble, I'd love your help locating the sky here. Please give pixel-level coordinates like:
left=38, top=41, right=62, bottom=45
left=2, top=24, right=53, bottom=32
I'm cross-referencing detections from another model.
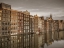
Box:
left=0, top=0, right=64, bottom=19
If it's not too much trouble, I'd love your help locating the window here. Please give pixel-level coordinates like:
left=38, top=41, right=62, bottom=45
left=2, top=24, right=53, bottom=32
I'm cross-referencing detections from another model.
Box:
left=5, top=23, right=7, bottom=25
left=2, top=22, right=4, bottom=25
left=8, top=31, right=10, bottom=33
left=2, top=14, right=5, bottom=17
left=0, top=13, right=1, bottom=16
left=28, top=30, right=29, bottom=32
left=0, top=17, right=1, bottom=20
left=7, top=10, right=10, bottom=14
left=8, top=22, right=9, bottom=25
left=2, top=27, right=4, bottom=30
left=21, top=14, right=23, bottom=16
left=20, top=19, right=21, bottom=21
left=11, top=16, right=13, bottom=18
left=2, top=18, right=6, bottom=21
left=3, top=10, right=5, bottom=13
left=2, top=32, right=4, bottom=35
left=5, top=27, right=7, bottom=30
left=7, top=5, right=11, bottom=9
left=0, top=22, right=1, bottom=25
left=24, top=30, right=25, bottom=33
left=20, top=17, right=21, bottom=19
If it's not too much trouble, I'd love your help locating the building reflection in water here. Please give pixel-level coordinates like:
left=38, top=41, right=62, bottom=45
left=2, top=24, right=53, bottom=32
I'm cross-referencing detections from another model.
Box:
left=0, top=31, right=64, bottom=48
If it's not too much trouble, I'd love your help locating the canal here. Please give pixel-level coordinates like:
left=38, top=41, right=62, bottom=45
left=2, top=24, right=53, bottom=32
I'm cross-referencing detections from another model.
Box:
left=0, top=31, right=64, bottom=48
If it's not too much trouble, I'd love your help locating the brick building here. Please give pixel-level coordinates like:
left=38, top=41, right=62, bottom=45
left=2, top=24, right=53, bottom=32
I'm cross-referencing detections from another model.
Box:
left=0, top=3, right=11, bottom=35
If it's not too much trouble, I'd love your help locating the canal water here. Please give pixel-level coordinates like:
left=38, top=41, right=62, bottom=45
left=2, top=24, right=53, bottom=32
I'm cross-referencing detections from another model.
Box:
left=0, top=31, right=64, bottom=48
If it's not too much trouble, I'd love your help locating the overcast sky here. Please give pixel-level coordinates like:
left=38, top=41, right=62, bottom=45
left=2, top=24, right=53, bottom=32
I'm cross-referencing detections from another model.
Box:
left=0, top=0, right=64, bottom=19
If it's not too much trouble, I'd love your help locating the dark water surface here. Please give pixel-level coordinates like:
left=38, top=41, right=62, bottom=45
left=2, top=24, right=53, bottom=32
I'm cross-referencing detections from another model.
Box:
left=0, top=31, right=64, bottom=48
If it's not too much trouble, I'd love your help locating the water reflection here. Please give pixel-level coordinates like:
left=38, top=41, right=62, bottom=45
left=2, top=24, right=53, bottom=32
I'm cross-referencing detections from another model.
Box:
left=0, top=31, right=64, bottom=48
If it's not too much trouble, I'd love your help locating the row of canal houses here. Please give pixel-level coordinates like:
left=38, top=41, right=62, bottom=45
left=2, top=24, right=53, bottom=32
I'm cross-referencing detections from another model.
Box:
left=0, top=3, right=64, bottom=35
